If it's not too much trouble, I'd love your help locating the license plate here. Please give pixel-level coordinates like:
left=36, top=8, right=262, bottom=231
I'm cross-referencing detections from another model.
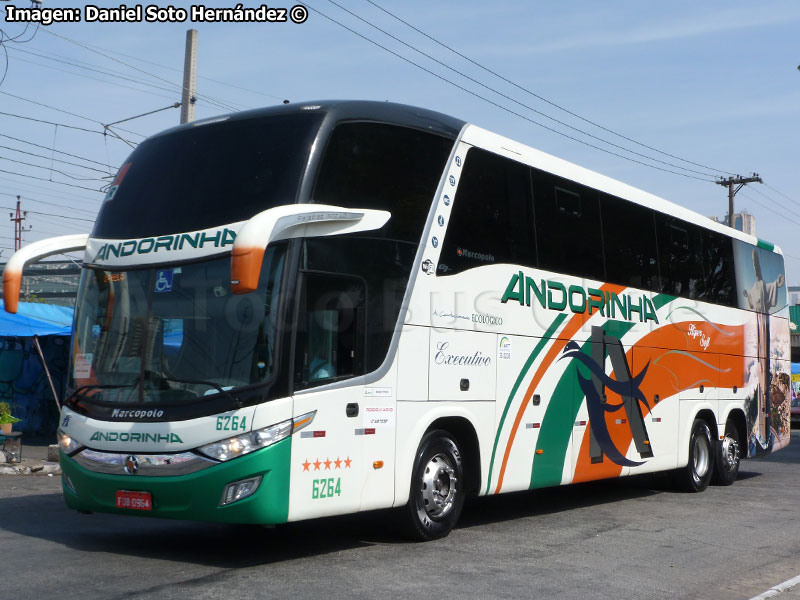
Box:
left=115, top=490, right=152, bottom=511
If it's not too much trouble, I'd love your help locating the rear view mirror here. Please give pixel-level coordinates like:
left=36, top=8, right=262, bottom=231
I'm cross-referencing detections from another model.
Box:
left=230, top=204, right=390, bottom=293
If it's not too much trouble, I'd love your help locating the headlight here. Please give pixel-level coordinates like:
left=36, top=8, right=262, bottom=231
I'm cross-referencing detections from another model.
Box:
left=57, top=429, right=84, bottom=456
left=198, top=411, right=315, bottom=462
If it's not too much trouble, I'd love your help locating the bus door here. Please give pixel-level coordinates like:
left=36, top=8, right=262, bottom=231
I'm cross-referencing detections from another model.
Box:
left=288, top=271, right=372, bottom=520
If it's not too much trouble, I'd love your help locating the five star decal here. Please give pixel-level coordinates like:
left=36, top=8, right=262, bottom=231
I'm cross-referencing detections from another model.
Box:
left=302, top=457, right=352, bottom=472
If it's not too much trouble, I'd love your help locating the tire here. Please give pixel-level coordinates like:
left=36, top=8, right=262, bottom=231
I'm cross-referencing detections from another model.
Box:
left=711, top=418, right=741, bottom=486
left=673, top=418, right=714, bottom=493
left=403, top=430, right=465, bottom=541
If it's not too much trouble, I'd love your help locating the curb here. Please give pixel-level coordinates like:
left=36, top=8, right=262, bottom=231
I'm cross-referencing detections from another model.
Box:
left=0, top=462, right=61, bottom=476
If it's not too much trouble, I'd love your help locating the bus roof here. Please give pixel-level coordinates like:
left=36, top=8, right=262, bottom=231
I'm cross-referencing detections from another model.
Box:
left=151, top=100, right=466, bottom=141
left=140, top=100, right=779, bottom=255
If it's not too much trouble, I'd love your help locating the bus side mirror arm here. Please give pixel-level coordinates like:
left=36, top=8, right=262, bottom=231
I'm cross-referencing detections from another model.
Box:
left=230, top=204, right=390, bottom=294
left=2, top=234, right=90, bottom=314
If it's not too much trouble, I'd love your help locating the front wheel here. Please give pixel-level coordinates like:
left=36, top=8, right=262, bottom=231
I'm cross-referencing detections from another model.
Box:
left=403, top=430, right=465, bottom=541
left=673, top=418, right=713, bottom=493
left=711, top=418, right=741, bottom=486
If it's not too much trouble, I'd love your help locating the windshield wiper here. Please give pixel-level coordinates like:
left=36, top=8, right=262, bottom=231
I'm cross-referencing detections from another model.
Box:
left=144, top=371, right=239, bottom=405
left=67, top=383, right=134, bottom=405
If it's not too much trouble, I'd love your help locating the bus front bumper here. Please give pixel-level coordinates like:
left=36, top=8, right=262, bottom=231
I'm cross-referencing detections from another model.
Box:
left=59, top=438, right=291, bottom=524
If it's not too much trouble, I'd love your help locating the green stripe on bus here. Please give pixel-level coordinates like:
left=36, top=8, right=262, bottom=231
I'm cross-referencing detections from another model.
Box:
left=757, top=239, right=775, bottom=252
left=485, top=313, right=567, bottom=495
left=528, top=294, right=671, bottom=489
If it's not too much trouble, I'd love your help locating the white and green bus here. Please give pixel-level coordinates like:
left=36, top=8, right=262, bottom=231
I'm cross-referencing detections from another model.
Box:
left=3, top=101, right=790, bottom=540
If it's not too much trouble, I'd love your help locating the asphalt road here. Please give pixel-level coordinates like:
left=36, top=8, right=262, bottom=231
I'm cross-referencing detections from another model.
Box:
left=1, top=433, right=799, bottom=600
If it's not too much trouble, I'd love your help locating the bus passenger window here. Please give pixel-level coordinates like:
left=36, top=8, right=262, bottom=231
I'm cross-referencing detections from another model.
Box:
left=601, top=193, right=660, bottom=291
left=656, top=214, right=706, bottom=299
left=438, top=148, right=535, bottom=275
left=533, top=169, right=605, bottom=282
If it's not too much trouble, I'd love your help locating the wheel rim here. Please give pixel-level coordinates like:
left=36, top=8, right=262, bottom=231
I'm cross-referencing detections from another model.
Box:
left=693, top=431, right=711, bottom=482
left=420, top=452, right=457, bottom=519
left=720, top=434, right=740, bottom=472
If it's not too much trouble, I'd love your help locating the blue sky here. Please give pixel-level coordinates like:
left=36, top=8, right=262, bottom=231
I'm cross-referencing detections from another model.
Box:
left=1, top=1, right=799, bottom=282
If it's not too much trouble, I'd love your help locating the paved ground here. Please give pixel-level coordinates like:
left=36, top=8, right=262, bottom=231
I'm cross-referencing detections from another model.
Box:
left=1, top=432, right=798, bottom=600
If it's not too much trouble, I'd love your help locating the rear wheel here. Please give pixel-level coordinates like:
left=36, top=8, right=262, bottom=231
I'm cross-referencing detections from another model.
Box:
left=404, top=430, right=465, bottom=541
left=711, top=418, right=741, bottom=486
left=674, top=418, right=713, bottom=492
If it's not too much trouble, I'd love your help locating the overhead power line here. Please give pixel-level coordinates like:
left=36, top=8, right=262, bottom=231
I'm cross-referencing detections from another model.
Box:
left=738, top=190, right=800, bottom=228
left=0, top=192, right=97, bottom=217
left=37, top=33, right=284, bottom=103
left=0, top=89, right=145, bottom=138
left=306, top=2, right=714, bottom=182
left=9, top=46, right=242, bottom=115
left=764, top=182, right=800, bottom=209
left=364, top=0, right=729, bottom=176
left=0, top=155, right=108, bottom=182
left=40, top=28, right=245, bottom=114
left=8, top=52, right=185, bottom=105
left=327, top=0, right=719, bottom=179
left=0, top=110, right=112, bottom=136
left=748, top=183, right=800, bottom=219
left=0, top=175, right=103, bottom=204
left=0, top=167, right=101, bottom=192
left=0, top=144, right=111, bottom=175
left=0, top=132, right=115, bottom=170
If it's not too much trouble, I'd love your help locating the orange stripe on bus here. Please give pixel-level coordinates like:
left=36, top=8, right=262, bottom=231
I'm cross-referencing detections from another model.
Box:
left=494, top=283, right=625, bottom=494
left=571, top=320, right=744, bottom=483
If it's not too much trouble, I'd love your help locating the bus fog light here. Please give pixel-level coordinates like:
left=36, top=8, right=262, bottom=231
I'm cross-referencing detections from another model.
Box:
left=220, top=476, right=262, bottom=506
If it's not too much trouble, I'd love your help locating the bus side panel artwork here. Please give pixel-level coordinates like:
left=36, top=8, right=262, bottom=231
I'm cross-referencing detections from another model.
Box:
left=733, top=239, right=788, bottom=456
left=480, top=291, right=751, bottom=493
left=490, top=332, right=550, bottom=495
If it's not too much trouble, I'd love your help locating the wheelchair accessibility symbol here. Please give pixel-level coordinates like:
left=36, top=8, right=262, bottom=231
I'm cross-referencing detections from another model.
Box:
left=154, top=269, right=174, bottom=293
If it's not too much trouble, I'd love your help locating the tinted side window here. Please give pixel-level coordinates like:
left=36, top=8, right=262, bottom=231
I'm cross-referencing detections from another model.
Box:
left=533, top=169, right=605, bottom=281
left=313, top=122, right=453, bottom=243
left=302, top=237, right=416, bottom=374
left=438, top=148, right=535, bottom=275
left=702, top=229, right=736, bottom=306
left=656, top=214, right=707, bottom=299
left=601, top=194, right=660, bottom=291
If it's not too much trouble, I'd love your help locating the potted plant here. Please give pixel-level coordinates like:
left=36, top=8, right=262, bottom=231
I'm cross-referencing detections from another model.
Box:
left=0, top=402, right=20, bottom=435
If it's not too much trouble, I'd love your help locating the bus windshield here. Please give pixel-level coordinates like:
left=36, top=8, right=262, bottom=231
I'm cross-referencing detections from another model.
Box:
left=68, top=247, right=285, bottom=405
left=93, top=112, right=323, bottom=239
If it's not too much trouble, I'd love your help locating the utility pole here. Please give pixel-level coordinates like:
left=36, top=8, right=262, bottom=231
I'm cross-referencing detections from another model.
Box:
left=180, top=29, right=198, bottom=124
left=716, top=173, right=762, bottom=228
left=9, top=195, right=31, bottom=251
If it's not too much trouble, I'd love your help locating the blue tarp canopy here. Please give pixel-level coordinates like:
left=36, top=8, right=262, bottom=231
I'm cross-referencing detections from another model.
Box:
left=0, top=301, right=73, bottom=336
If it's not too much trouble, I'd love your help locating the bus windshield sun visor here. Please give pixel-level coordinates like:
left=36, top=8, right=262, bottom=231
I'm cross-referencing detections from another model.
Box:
left=2, top=234, right=89, bottom=314
left=230, top=204, right=391, bottom=293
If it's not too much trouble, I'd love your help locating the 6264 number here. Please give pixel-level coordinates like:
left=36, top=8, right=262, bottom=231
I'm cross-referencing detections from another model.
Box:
left=312, top=477, right=341, bottom=499
left=216, top=415, right=247, bottom=431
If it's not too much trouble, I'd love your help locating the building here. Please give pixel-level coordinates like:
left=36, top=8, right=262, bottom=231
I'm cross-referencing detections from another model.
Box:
left=709, top=210, right=756, bottom=236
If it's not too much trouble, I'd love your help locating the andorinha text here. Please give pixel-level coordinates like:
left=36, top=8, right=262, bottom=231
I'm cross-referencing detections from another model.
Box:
left=4, top=4, right=291, bottom=26
left=89, top=431, right=184, bottom=444
left=501, top=271, right=660, bottom=324
left=93, top=228, right=237, bottom=262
